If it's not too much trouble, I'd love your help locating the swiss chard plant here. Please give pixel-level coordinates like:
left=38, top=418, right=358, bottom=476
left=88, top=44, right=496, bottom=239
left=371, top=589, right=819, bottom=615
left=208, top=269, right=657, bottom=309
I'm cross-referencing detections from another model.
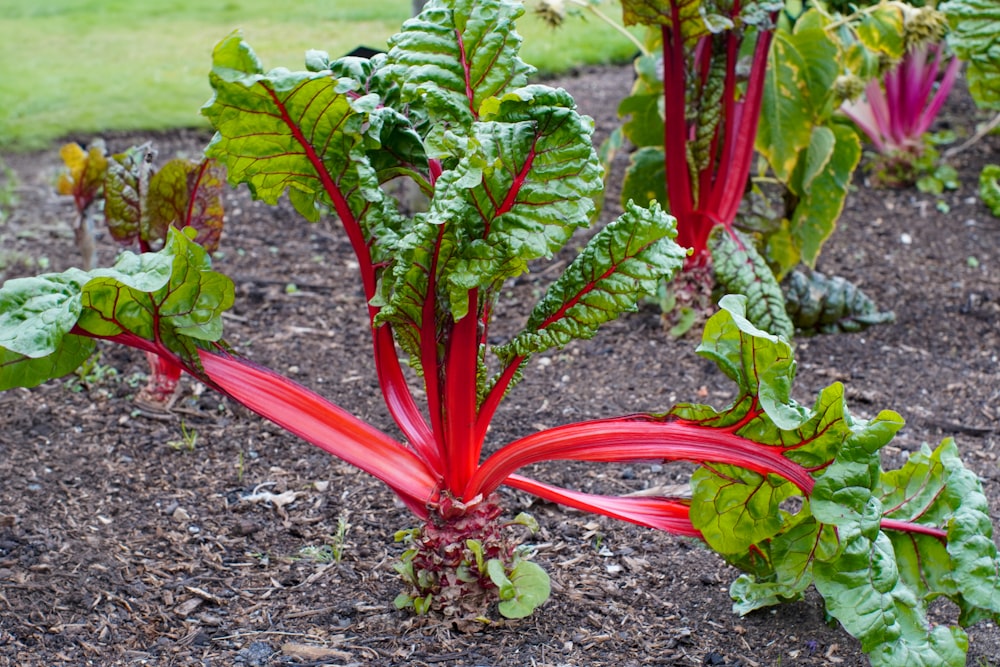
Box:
left=3, top=1, right=1000, bottom=663
left=546, top=0, right=897, bottom=339
left=602, top=0, right=786, bottom=337
left=56, top=140, right=225, bottom=407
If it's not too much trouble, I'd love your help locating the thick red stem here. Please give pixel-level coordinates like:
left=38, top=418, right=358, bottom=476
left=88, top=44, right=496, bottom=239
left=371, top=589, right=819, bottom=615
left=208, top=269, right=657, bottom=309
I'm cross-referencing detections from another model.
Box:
left=442, top=291, right=482, bottom=494
left=263, top=86, right=433, bottom=459
left=505, top=474, right=700, bottom=536
left=465, top=415, right=815, bottom=500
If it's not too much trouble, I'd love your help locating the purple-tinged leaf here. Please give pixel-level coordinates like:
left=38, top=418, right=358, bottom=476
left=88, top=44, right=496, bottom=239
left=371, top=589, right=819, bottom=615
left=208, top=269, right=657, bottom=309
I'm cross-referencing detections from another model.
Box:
left=104, top=143, right=156, bottom=248
left=146, top=158, right=225, bottom=252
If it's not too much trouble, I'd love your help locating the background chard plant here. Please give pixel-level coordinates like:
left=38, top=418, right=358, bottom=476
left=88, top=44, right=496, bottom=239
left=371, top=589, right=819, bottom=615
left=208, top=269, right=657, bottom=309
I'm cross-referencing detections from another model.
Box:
left=549, top=0, right=903, bottom=337
left=56, top=140, right=225, bottom=407
left=3, top=1, right=1000, bottom=663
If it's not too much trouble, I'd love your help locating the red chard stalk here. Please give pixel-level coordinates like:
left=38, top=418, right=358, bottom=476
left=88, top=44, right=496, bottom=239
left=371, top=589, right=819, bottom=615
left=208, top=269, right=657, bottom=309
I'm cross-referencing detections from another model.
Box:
left=615, top=0, right=782, bottom=269
left=3, top=2, right=1000, bottom=664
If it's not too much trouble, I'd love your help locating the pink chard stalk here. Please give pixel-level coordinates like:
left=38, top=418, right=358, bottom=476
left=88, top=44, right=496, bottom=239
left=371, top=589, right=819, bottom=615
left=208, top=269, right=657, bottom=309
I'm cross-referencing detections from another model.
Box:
left=840, top=5, right=961, bottom=187
left=2, top=1, right=1000, bottom=663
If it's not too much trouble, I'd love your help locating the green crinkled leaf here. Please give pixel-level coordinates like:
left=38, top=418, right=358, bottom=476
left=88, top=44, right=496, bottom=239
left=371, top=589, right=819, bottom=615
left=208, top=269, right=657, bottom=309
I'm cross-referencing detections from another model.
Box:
left=878, top=440, right=1000, bottom=624
left=688, top=55, right=725, bottom=180
left=374, top=215, right=461, bottom=377
left=0, top=269, right=93, bottom=358
left=386, top=0, right=535, bottom=125
left=781, top=268, right=895, bottom=335
left=696, top=295, right=804, bottom=430
left=381, top=84, right=606, bottom=325
left=708, top=227, right=794, bottom=340
left=936, top=440, right=1000, bottom=618
left=494, top=200, right=685, bottom=364
left=805, top=422, right=984, bottom=666
left=669, top=291, right=997, bottom=667
left=202, top=32, right=387, bottom=234
left=814, top=525, right=970, bottom=667
left=942, top=0, right=1000, bottom=110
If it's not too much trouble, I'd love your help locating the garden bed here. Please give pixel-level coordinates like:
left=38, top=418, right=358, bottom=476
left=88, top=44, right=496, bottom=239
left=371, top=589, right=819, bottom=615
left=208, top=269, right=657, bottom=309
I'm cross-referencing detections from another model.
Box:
left=1, top=63, right=999, bottom=666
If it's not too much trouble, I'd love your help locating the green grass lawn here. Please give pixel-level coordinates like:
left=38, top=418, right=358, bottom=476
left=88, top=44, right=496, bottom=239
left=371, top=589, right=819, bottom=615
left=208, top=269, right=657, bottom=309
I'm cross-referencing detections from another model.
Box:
left=0, top=1, right=639, bottom=151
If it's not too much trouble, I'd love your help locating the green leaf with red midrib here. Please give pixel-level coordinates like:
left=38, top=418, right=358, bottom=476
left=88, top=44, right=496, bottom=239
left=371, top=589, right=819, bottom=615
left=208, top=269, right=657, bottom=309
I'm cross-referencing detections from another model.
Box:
left=203, top=32, right=436, bottom=455
left=386, top=0, right=534, bottom=125
left=492, top=200, right=685, bottom=369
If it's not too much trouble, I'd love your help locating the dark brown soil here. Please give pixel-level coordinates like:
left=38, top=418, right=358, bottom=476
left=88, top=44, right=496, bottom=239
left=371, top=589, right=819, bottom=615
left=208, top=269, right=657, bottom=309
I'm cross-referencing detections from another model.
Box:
left=1, top=64, right=999, bottom=667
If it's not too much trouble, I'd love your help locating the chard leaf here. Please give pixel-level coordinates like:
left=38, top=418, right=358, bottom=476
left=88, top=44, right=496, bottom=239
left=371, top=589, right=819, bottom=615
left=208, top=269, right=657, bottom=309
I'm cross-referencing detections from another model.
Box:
left=77, top=229, right=235, bottom=348
left=0, top=337, right=95, bottom=391
left=787, top=123, right=861, bottom=267
left=145, top=158, right=226, bottom=253
left=781, top=269, right=895, bottom=335
left=386, top=0, right=535, bottom=125
left=57, top=140, right=107, bottom=212
left=758, top=14, right=839, bottom=181
left=679, top=297, right=990, bottom=662
left=374, top=215, right=461, bottom=377
left=0, top=229, right=234, bottom=391
left=494, top=200, right=685, bottom=364
left=617, top=70, right=663, bottom=149
left=695, top=295, right=804, bottom=429
left=853, top=4, right=905, bottom=61
left=0, top=269, right=93, bottom=358
left=620, top=0, right=711, bottom=49
left=380, top=84, right=606, bottom=325
left=0, top=269, right=102, bottom=389
left=690, top=464, right=796, bottom=554
left=202, top=32, right=386, bottom=233
left=729, top=516, right=838, bottom=614
left=942, top=0, right=1000, bottom=110
left=708, top=227, right=793, bottom=340
left=621, top=146, right=667, bottom=211
left=813, top=522, right=970, bottom=667
left=104, top=143, right=155, bottom=247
